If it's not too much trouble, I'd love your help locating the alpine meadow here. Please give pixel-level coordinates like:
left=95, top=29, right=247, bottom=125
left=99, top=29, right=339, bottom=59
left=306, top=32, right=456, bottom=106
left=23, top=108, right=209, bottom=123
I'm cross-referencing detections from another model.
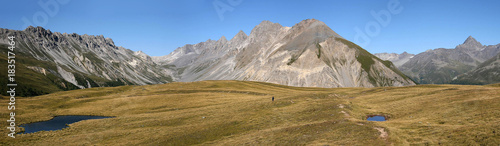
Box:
left=1, top=0, right=500, bottom=145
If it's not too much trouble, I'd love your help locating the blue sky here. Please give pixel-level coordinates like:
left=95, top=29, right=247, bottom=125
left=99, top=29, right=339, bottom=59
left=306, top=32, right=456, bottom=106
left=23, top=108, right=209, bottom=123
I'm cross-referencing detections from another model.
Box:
left=1, top=0, right=499, bottom=56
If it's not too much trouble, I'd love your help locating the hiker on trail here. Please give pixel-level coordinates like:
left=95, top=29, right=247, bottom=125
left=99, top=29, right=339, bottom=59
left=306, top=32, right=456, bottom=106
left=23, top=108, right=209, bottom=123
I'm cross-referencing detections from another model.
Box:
left=272, top=96, right=274, bottom=101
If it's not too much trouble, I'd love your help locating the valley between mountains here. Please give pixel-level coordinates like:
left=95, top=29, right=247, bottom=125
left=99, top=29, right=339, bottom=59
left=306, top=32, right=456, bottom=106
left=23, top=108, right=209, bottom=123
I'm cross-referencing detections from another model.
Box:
left=1, top=19, right=499, bottom=145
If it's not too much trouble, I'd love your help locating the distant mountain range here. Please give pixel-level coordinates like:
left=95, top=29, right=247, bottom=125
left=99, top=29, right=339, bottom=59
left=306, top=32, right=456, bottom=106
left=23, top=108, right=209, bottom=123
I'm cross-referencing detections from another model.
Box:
left=3, top=19, right=499, bottom=96
left=1, top=19, right=417, bottom=96
left=376, top=36, right=500, bottom=84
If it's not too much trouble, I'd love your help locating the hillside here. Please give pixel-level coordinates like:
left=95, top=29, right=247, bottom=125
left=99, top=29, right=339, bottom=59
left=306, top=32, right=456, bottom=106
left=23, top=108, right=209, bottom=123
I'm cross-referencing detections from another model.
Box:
left=399, top=36, right=500, bottom=84
left=1, top=81, right=498, bottom=145
left=452, top=52, right=500, bottom=84
left=0, top=27, right=174, bottom=96
left=154, top=19, right=416, bottom=88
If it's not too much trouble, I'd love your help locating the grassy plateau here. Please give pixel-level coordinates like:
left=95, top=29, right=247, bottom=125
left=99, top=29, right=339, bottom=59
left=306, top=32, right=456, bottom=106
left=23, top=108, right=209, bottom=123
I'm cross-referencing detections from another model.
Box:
left=1, top=80, right=499, bottom=145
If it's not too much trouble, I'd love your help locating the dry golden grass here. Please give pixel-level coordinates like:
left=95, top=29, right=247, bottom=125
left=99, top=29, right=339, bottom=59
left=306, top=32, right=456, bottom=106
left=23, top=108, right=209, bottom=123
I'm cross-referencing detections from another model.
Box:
left=0, top=81, right=498, bottom=145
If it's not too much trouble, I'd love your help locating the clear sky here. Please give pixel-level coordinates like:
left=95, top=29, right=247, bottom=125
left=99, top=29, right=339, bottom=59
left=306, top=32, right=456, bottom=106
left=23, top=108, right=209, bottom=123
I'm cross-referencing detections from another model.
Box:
left=1, top=0, right=499, bottom=56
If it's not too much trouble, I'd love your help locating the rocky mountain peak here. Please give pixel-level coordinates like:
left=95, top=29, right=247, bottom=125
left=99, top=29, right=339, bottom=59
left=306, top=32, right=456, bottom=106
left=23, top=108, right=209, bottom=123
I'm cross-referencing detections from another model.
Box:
left=463, top=36, right=482, bottom=46
left=256, top=20, right=277, bottom=27
left=400, top=52, right=414, bottom=57
left=24, top=26, right=53, bottom=36
left=374, top=52, right=415, bottom=68
left=459, top=36, right=483, bottom=50
left=231, top=30, right=247, bottom=42
left=24, top=25, right=36, bottom=31
left=287, top=19, right=342, bottom=39
left=217, top=36, right=228, bottom=44
left=205, top=39, right=216, bottom=43
left=250, top=20, right=283, bottom=37
left=294, top=19, right=323, bottom=27
left=291, top=19, right=330, bottom=31
left=24, top=26, right=44, bottom=32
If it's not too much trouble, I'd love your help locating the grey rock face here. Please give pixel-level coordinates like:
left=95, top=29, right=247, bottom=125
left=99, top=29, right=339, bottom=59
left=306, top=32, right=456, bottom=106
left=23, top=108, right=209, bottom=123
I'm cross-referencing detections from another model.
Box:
left=0, top=26, right=173, bottom=89
left=399, top=36, right=500, bottom=84
left=154, top=19, right=416, bottom=88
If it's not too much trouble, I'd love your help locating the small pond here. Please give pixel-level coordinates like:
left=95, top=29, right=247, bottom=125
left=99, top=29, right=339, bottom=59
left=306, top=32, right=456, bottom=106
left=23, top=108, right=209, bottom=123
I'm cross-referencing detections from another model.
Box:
left=19, top=115, right=112, bottom=134
left=367, top=116, right=386, bottom=121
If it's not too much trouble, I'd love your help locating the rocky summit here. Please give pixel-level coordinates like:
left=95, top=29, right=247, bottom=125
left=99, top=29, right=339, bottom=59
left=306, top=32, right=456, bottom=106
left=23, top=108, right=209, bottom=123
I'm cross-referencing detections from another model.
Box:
left=154, top=19, right=416, bottom=88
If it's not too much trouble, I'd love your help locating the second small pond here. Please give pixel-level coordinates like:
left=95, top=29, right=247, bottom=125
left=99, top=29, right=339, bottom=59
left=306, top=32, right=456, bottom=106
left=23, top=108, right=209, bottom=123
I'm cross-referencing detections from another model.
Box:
left=367, top=116, right=386, bottom=121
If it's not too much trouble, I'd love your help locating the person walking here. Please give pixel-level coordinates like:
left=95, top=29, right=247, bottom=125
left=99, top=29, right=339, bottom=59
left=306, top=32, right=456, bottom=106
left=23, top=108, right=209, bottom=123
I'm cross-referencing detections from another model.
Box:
left=272, top=96, right=274, bottom=101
